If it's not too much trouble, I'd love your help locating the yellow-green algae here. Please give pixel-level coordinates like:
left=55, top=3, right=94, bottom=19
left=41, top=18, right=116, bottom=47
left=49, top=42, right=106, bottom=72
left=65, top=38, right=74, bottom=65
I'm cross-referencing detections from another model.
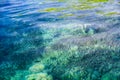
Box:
left=96, top=11, right=120, bottom=16
left=41, top=4, right=96, bottom=13
left=105, top=12, right=120, bottom=16
left=39, top=0, right=110, bottom=13
left=70, top=3, right=96, bottom=10
left=53, top=0, right=109, bottom=3
left=38, top=7, right=66, bottom=12
left=87, top=0, right=109, bottom=3
left=58, top=13, right=74, bottom=18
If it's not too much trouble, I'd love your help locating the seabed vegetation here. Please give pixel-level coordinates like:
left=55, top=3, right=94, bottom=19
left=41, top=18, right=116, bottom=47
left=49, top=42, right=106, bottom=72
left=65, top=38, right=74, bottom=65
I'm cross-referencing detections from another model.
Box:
left=0, top=0, right=120, bottom=80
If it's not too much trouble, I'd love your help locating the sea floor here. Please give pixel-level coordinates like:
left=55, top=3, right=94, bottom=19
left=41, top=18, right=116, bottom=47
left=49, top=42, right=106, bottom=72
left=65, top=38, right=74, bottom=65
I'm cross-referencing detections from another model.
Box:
left=0, top=0, right=120, bottom=80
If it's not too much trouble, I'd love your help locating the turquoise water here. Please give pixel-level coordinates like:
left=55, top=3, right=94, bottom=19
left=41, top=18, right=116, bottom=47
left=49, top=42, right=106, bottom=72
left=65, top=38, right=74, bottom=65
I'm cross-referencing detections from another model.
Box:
left=0, top=0, right=120, bottom=80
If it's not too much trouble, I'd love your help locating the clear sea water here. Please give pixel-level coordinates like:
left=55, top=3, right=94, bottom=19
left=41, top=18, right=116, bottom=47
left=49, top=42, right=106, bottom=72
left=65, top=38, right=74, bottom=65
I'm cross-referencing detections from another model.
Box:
left=0, top=0, right=120, bottom=80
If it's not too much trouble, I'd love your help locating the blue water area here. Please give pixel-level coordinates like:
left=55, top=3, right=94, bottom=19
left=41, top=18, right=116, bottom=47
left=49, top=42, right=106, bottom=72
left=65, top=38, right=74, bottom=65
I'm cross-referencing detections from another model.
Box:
left=0, top=0, right=120, bottom=80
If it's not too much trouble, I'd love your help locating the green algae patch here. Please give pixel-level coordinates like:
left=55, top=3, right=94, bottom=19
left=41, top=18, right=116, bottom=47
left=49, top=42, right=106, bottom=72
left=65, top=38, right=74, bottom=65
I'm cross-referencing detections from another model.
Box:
left=39, top=7, right=66, bottom=12
left=39, top=0, right=106, bottom=13
left=87, top=0, right=109, bottom=3
left=104, top=12, right=120, bottom=16
left=70, top=3, right=96, bottom=10
left=44, top=8, right=59, bottom=12
left=44, top=0, right=103, bottom=12
left=64, top=0, right=109, bottom=10
left=56, top=0, right=109, bottom=3
left=66, top=2, right=97, bottom=10
left=57, top=0, right=67, bottom=2
left=58, top=13, right=74, bottom=18
left=51, top=0, right=67, bottom=2
left=96, top=11, right=120, bottom=16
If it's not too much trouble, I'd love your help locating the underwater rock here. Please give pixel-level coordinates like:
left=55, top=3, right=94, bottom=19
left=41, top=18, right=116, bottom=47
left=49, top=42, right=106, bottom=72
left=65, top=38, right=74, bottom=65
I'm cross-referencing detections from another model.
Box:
left=25, top=73, right=53, bottom=80
left=29, top=63, right=45, bottom=73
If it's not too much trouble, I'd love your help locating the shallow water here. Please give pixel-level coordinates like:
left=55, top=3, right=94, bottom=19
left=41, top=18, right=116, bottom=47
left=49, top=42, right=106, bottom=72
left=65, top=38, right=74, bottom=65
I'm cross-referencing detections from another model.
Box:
left=0, top=0, right=120, bottom=80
